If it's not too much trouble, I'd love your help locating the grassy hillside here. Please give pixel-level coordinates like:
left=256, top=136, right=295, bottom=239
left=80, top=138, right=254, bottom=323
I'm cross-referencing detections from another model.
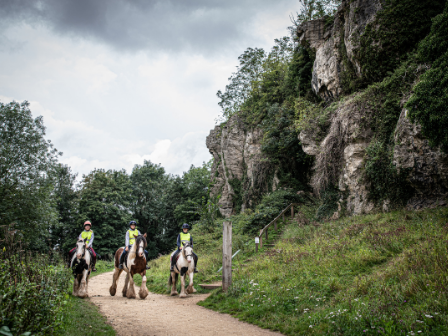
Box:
left=197, top=207, right=448, bottom=335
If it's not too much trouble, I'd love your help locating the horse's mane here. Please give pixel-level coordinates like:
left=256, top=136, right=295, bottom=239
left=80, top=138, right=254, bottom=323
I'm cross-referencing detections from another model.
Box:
left=136, top=235, right=147, bottom=248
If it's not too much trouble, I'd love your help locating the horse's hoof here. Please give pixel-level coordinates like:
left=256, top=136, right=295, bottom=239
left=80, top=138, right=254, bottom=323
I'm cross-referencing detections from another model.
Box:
left=170, top=292, right=178, bottom=296
left=179, top=293, right=187, bottom=298
left=139, top=292, right=148, bottom=299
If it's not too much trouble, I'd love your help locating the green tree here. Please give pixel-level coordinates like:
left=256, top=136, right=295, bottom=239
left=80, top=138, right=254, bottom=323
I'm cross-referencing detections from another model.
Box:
left=78, top=169, right=133, bottom=257
left=51, top=164, right=80, bottom=253
left=0, top=101, right=59, bottom=250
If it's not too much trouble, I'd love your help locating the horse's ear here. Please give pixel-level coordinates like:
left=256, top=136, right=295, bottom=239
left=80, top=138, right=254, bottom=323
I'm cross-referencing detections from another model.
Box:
left=83, top=238, right=87, bottom=244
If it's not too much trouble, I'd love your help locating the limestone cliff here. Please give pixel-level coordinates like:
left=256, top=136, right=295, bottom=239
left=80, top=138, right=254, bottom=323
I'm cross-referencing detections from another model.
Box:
left=297, top=0, right=448, bottom=216
left=206, top=116, right=274, bottom=217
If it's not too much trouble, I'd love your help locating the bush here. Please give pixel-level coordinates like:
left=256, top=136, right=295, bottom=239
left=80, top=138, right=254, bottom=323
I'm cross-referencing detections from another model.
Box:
left=407, top=3, right=448, bottom=152
left=0, top=225, right=71, bottom=335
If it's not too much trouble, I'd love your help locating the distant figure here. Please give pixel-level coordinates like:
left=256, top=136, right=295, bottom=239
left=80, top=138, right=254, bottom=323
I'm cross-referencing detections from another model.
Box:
left=118, top=221, right=149, bottom=269
left=170, top=223, right=199, bottom=273
left=68, top=220, right=97, bottom=272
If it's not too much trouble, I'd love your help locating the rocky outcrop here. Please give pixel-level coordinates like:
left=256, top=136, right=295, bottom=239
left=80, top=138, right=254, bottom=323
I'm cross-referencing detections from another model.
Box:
left=300, top=96, right=374, bottom=215
left=297, top=0, right=382, bottom=100
left=206, top=115, right=266, bottom=217
left=394, top=109, right=448, bottom=209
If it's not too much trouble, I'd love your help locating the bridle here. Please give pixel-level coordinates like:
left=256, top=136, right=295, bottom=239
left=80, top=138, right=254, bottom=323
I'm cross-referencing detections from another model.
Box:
left=77, top=241, right=86, bottom=258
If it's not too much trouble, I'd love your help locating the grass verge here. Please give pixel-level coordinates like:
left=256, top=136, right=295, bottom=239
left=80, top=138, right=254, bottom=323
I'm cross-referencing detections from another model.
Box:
left=59, top=260, right=116, bottom=336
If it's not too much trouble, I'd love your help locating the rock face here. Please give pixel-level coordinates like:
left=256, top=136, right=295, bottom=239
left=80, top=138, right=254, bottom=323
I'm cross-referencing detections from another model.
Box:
left=394, top=109, right=448, bottom=209
left=297, top=0, right=382, bottom=100
left=206, top=115, right=265, bottom=217
left=300, top=96, right=374, bottom=215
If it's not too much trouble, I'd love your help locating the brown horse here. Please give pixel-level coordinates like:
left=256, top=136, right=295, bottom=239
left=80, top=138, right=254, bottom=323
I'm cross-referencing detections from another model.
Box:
left=109, top=235, right=149, bottom=299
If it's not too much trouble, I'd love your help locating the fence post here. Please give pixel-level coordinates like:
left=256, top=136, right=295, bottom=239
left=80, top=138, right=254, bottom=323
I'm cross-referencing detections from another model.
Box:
left=274, top=219, right=277, bottom=231
left=255, top=236, right=259, bottom=253
left=291, top=205, right=294, bottom=219
left=259, top=231, right=263, bottom=249
left=265, top=228, right=268, bottom=241
left=222, top=221, right=232, bottom=292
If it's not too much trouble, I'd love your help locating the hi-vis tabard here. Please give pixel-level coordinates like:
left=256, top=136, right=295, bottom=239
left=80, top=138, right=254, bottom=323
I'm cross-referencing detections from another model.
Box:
left=81, top=230, right=93, bottom=245
left=128, top=228, right=139, bottom=245
left=179, top=232, right=191, bottom=248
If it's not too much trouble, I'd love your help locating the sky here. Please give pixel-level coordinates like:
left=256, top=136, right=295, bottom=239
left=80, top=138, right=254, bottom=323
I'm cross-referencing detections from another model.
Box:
left=0, top=0, right=300, bottom=178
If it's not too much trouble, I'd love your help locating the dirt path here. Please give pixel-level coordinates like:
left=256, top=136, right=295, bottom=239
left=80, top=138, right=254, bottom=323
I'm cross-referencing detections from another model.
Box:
left=89, top=272, right=282, bottom=336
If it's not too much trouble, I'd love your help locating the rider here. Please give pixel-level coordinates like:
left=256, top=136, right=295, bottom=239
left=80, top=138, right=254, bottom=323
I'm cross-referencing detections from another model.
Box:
left=170, top=223, right=199, bottom=273
left=68, top=220, right=97, bottom=272
left=118, top=221, right=150, bottom=270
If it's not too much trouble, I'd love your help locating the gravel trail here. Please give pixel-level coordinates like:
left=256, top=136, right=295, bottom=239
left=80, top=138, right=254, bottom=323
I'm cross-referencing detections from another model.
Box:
left=89, top=271, right=282, bottom=336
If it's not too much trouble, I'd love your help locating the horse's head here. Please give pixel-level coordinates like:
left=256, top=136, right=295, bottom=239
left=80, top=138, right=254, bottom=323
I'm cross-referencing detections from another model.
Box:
left=136, top=235, right=147, bottom=259
left=182, top=242, right=193, bottom=263
left=75, top=238, right=87, bottom=260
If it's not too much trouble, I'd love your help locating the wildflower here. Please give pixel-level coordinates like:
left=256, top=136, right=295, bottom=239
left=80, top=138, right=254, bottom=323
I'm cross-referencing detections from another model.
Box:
left=309, top=325, right=313, bottom=328
left=416, top=320, right=423, bottom=323
left=309, top=316, right=311, bottom=318
left=425, top=314, right=433, bottom=318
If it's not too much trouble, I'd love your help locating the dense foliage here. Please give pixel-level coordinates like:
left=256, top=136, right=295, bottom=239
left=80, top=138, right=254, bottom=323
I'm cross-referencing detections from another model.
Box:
left=0, top=101, right=59, bottom=251
left=0, top=226, right=71, bottom=335
left=407, top=2, right=448, bottom=152
left=356, top=0, right=445, bottom=87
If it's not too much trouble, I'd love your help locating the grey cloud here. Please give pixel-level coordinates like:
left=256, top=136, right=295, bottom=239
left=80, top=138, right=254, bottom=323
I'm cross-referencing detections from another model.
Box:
left=0, top=0, right=296, bottom=54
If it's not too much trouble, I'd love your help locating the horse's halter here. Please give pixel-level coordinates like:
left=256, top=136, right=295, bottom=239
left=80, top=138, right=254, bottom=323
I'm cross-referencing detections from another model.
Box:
left=183, top=245, right=193, bottom=260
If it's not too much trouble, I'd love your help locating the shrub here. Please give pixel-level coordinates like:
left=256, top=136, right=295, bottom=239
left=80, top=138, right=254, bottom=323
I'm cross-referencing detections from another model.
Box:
left=0, top=225, right=71, bottom=335
left=407, top=3, right=448, bottom=152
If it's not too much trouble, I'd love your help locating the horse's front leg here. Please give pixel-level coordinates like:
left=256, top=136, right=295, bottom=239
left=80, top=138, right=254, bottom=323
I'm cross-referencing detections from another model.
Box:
left=170, top=272, right=178, bottom=296
left=179, top=274, right=187, bottom=298
left=73, top=274, right=80, bottom=296
left=77, top=269, right=89, bottom=298
left=122, top=272, right=130, bottom=297
left=126, top=272, right=137, bottom=299
left=109, top=268, right=123, bottom=296
left=138, top=270, right=149, bottom=299
left=186, top=270, right=196, bottom=294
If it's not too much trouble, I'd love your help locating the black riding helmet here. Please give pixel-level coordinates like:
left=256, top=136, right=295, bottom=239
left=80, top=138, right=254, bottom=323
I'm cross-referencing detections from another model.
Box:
left=129, top=220, right=137, bottom=227
left=182, top=223, right=190, bottom=229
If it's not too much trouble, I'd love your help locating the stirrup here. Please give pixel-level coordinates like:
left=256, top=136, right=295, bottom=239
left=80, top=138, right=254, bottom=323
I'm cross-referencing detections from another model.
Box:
left=146, top=265, right=151, bottom=270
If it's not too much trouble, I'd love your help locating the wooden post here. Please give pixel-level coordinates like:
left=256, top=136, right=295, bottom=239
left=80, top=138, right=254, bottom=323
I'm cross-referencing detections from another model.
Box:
left=259, top=233, right=263, bottom=249
left=274, top=219, right=277, bottom=231
left=222, top=221, right=232, bottom=292
left=291, top=205, right=294, bottom=219
left=255, top=237, right=259, bottom=253
left=283, top=213, right=285, bottom=224
left=265, top=228, right=268, bottom=241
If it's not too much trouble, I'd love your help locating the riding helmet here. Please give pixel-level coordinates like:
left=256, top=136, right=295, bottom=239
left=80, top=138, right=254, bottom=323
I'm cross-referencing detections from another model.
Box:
left=129, top=220, right=137, bottom=227
left=84, top=220, right=92, bottom=227
left=182, top=223, right=190, bottom=229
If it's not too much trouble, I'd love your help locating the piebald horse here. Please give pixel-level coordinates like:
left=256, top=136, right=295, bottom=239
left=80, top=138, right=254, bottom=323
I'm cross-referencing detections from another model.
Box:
left=109, top=235, right=149, bottom=299
left=169, top=242, right=197, bottom=298
left=71, top=238, right=92, bottom=298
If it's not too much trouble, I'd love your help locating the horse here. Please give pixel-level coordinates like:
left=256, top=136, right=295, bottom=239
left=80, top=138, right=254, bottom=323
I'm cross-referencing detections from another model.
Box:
left=109, top=235, right=149, bottom=299
left=168, top=242, right=197, bottom=298
left=70, top=238, right=92, bottom=298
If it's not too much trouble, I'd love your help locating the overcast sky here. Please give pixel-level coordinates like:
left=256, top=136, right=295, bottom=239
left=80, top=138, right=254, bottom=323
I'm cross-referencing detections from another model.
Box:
left=0, top=0, right=300, bottom=178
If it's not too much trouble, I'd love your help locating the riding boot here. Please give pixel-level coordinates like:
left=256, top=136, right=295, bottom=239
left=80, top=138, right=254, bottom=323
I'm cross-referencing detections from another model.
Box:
left=118, top=250, right=126, bottom=269
left=92, top=257, right=97, bottom=272
left=193, top=252, right=199, bottom=273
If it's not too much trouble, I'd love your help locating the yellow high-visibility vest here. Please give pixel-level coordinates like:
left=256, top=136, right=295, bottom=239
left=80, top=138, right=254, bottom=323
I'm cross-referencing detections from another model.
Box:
left=179, top=232, right=191, bottom=247
left=128, top=228, right=139, bottom=245
left=81, top=230, right=93, bottom=245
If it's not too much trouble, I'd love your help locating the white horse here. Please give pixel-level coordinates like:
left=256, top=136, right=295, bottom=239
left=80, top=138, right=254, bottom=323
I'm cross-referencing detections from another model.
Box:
left=110, top=235, right=149, bottom=299
left=169, top=242, right=197, bottom=298
left=71, top=238, right=92, bottom=298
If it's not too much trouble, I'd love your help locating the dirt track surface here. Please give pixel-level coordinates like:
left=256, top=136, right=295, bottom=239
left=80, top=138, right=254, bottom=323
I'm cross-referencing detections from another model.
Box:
left=89, top=271, right=282, bottom=336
